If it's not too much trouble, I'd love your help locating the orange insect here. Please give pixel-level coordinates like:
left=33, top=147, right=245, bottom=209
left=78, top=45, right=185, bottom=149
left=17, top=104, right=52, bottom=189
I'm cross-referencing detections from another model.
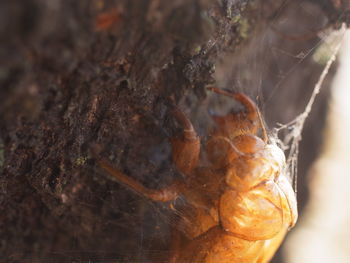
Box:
left=93, top=87, right=298, bottom=263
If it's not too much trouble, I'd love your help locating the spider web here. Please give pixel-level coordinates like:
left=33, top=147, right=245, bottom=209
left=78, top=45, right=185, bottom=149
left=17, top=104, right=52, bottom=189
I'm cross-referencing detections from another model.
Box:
left=129, top=24, right=346, bottom=263
left=108, top=5, right=346, bottom=263
left=273, top=26, right=345, bottom=196
left=69, top=2, right=348, bottom=263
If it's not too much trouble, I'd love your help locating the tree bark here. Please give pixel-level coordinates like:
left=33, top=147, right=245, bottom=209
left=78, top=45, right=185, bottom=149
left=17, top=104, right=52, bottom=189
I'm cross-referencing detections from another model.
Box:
left=0, top=0, right=348, bottom=262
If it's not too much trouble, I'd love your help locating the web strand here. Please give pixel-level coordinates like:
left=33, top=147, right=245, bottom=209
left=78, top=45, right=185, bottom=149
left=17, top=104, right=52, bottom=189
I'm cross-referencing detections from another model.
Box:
left=274, top=24, right=346, bottom=195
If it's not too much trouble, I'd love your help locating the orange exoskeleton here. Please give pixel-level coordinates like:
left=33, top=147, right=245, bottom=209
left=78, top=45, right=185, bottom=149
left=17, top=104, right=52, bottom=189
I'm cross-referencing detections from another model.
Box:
left=93, top=87, right=298, bottom=263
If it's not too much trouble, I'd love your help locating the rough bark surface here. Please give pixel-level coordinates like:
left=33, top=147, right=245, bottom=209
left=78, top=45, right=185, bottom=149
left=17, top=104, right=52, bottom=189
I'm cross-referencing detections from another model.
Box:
left=0, top=0, right=348, bottom=262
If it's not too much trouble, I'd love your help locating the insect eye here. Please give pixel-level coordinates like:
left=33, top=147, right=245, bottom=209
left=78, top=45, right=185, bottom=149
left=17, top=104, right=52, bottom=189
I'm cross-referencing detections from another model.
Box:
left=232, top=134, right=265, bottom=154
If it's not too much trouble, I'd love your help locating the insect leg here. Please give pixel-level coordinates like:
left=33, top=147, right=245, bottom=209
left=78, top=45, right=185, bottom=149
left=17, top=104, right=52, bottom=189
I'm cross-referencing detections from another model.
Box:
left=170, top=107, right=200, bottom=175
left=207, top=87, right=267, bottom=142
left=95, top=156, right=180, bottom=202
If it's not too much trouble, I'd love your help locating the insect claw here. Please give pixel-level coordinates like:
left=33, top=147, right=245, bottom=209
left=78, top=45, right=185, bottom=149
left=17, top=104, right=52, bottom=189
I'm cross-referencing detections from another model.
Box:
left=207, top=86, right=268, bottom=142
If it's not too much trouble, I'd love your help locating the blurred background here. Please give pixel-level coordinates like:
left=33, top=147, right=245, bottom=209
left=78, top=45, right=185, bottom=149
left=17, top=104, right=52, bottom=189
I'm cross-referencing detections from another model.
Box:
left=285, top=29, right=350, bottom=263
left=0, top=0, right=349, bottom=262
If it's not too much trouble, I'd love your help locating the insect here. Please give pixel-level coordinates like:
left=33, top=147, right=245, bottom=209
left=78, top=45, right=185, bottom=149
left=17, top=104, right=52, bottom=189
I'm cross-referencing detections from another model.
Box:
left=93, top=87, right=298, bottom=263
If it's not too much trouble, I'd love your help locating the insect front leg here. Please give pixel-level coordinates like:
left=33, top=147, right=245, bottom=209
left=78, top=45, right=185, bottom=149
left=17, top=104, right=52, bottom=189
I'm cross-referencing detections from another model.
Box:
left=207, top=87, right=267, bottom=141
left=94, top=154, right=181, bottom=202
left=92, top=106, right=199, bottom=201
left=170, top=107, right=200, bottom=176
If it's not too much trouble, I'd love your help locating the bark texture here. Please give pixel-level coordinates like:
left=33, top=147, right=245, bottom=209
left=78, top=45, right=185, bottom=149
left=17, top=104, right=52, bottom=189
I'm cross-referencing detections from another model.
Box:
left=0, top=0, right=348, bottom=262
